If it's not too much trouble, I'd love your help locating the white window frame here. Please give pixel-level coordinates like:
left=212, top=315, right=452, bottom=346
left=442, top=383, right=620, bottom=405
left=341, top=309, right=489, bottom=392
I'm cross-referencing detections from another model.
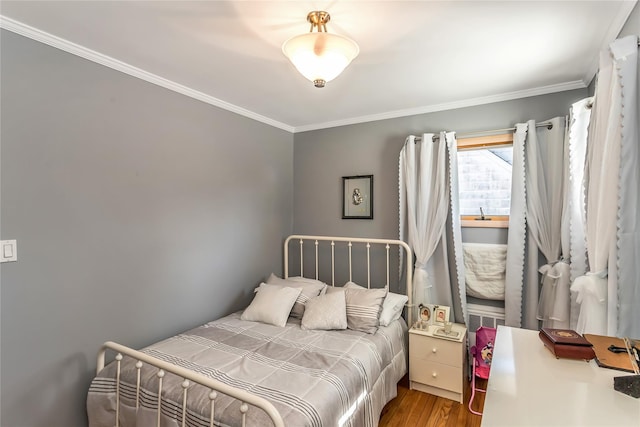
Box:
left=458, top=133, right=513, bottom=228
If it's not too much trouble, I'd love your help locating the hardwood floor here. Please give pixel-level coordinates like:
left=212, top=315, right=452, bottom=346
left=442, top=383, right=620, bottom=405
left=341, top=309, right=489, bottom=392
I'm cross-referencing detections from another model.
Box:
left=379, top=376, right=487, bottom=427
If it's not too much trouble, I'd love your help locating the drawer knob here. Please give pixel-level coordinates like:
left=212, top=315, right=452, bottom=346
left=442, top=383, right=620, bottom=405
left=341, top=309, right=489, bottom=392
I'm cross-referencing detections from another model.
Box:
left=432, top=372, right=437, bottom=378
left=432, top=348, right=437, bottom=353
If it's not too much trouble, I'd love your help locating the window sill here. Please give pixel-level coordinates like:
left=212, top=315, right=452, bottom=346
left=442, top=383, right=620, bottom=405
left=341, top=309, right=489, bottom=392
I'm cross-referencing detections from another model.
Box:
left=461, top=219, right=509, bottom=228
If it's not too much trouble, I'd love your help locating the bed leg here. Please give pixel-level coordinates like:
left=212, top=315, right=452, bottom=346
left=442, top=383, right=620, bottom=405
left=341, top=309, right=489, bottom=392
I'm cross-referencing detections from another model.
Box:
left=156, top=369, right=165, bottom=427
left=208, top=391, right=217, bottom=427
left=240, top=402, right=248, bottom=427
left=115, top=354, right=122, bottom=427
left=181, top=380, right=190, bottom=427
left=135, top=361, right=143, bottom=410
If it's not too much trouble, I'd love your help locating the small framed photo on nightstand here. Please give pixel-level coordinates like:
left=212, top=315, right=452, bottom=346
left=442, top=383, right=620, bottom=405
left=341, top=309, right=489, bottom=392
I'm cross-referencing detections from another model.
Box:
left=418, top=303, right=434, bottom=325
left=433, top=305, right=450, bottom=325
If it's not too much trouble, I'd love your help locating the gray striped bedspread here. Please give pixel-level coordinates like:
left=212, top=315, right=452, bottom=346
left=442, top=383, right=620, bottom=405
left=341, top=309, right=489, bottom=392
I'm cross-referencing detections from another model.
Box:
left=87, top=312, right=408, bottom=427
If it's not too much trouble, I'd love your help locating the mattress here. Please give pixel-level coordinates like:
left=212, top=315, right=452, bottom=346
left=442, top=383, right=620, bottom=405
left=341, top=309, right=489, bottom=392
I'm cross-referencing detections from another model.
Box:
left=87, top=312, right=407, bottom=427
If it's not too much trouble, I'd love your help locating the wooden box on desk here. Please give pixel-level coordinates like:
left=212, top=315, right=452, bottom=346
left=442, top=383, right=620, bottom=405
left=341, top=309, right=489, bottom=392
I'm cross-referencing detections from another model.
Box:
left=538, top=328, right=596, bottom=360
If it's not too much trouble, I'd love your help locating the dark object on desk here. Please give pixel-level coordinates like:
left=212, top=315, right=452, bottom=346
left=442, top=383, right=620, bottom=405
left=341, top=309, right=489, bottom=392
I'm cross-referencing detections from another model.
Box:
left=539, top=328, right=596, bottom=360
left=584, top=334, right=637, bottom=373
left=608, top=344, right=640, bottom=354
left=613, top=375, right=640, bottom=398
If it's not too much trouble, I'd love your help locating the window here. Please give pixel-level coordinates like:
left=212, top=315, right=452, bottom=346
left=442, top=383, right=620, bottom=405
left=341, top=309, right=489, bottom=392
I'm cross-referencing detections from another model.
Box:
left=457, top=134, right=513, bottom=228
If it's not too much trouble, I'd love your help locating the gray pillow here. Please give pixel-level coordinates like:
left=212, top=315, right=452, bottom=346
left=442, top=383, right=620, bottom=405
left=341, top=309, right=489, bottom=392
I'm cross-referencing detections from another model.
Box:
left=345, top=281, right=407, bottom=327
left=301, top=289, right=347, bottom=331
left=343, top=287, right=387, bottom=334
left=264, top=274, right=327, bottom=318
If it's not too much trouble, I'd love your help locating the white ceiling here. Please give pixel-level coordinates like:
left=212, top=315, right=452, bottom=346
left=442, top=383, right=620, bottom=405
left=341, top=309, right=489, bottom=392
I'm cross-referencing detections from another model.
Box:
left=0, top=1, right=636, bottom=132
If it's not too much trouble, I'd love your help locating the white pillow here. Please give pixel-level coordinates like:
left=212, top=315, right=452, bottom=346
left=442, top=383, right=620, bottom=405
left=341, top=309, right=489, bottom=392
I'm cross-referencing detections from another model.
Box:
left=301, top=289, right=348, bottom=331
left=344, top=281, right=366, bottom=290
left=241, top=283, right=301, bottom=327
left=379, top=292, right=409, bottom=326
left=267, top=273, right=326, bottom=288
left=345, top=281, right=408, bottom=327
left=265, top=274, right=327, bottom=318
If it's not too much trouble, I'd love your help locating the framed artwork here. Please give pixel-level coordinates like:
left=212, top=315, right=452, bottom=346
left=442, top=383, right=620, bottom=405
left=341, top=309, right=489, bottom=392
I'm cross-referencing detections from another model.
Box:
left=342, top=175, right=373, bottom=219
left=418, top=303, right=435, bottom=325
left=433, top=305, right=450, bottom=325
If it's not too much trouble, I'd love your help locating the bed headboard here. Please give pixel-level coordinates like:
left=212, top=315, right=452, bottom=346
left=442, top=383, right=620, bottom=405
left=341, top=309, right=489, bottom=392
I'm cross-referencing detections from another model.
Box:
left=283, top=235, right=414, bottom=326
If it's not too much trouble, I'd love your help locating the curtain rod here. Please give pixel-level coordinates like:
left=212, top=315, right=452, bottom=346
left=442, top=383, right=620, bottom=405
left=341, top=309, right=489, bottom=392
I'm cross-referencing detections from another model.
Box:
left=413, top=120, right=553, bottom=142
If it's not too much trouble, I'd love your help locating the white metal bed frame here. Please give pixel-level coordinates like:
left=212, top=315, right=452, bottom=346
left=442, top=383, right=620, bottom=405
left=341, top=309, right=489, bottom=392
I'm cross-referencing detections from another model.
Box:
left=95, top=235, right=413, bottom=427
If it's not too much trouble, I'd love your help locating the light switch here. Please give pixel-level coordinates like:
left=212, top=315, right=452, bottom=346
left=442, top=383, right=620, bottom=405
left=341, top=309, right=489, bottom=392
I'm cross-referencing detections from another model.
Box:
left=1, top=240, right=17, bottom=263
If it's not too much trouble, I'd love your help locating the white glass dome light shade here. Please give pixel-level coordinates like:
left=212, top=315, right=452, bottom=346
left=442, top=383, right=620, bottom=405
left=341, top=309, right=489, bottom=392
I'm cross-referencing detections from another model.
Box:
left=282, top=32, right=359, bottom=88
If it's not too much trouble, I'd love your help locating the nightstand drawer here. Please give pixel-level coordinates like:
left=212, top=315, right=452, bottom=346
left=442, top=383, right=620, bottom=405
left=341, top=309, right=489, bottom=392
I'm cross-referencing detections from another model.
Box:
left=409, top=333, right=462, bottom=367
left=409, top=360, right=463, bottom=393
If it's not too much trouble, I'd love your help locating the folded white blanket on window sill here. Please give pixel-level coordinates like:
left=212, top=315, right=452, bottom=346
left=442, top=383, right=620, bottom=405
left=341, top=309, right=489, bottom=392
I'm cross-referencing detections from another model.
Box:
left=463, top=243, right=507, bottom=300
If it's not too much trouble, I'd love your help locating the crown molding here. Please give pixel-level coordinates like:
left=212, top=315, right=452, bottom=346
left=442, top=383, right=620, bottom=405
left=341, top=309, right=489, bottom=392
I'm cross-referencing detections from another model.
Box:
left=0, top=15, right=295, bottom=133
left=293, top=80, right=587, bottom=133
left=0, top=14, right=604, bottom=135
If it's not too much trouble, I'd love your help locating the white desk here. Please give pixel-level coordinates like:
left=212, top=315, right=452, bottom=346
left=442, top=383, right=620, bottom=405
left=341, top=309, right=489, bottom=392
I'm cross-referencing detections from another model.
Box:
left=481, top=326, right=640, bottom=426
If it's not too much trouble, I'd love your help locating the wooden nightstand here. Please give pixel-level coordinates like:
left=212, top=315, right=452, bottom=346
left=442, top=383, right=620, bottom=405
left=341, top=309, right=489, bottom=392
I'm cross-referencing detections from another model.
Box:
left=409, top=323, right=467, bottom=403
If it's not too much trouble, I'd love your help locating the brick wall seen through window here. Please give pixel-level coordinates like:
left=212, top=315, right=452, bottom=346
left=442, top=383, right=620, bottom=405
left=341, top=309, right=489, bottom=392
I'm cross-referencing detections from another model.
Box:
left=458, top=146, right=512, bottom=216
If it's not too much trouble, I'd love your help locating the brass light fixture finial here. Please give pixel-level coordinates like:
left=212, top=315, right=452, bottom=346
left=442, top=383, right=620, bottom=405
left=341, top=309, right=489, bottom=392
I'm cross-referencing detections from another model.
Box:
left=307, top=11, right=330, bottom=32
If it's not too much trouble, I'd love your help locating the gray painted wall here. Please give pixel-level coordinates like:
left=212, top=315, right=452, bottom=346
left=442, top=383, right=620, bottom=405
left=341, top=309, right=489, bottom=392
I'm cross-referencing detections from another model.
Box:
left=292, top=90, right=587, bottom=242
left=461, top=227, right=508, bottom=244
left=588, top=1, right=639, bottom=93
left=0, top=31, right=293, bottom=427
left=618, top=1, right=639, bottom=38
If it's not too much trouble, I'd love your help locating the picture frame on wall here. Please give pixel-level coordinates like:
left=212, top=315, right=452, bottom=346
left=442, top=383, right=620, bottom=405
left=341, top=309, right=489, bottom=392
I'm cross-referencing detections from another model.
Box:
left=342, top=175, right=373, bottom=219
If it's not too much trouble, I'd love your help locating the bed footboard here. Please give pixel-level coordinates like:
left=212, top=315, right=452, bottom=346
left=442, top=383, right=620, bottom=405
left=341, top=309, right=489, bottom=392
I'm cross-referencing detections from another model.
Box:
left=96, top=341, right=285, bottom=427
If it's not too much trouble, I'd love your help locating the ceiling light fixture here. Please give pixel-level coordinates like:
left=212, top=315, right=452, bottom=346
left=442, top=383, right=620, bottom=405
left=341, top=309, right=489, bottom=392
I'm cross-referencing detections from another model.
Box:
left=282, top=11, right=359, bottom=88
